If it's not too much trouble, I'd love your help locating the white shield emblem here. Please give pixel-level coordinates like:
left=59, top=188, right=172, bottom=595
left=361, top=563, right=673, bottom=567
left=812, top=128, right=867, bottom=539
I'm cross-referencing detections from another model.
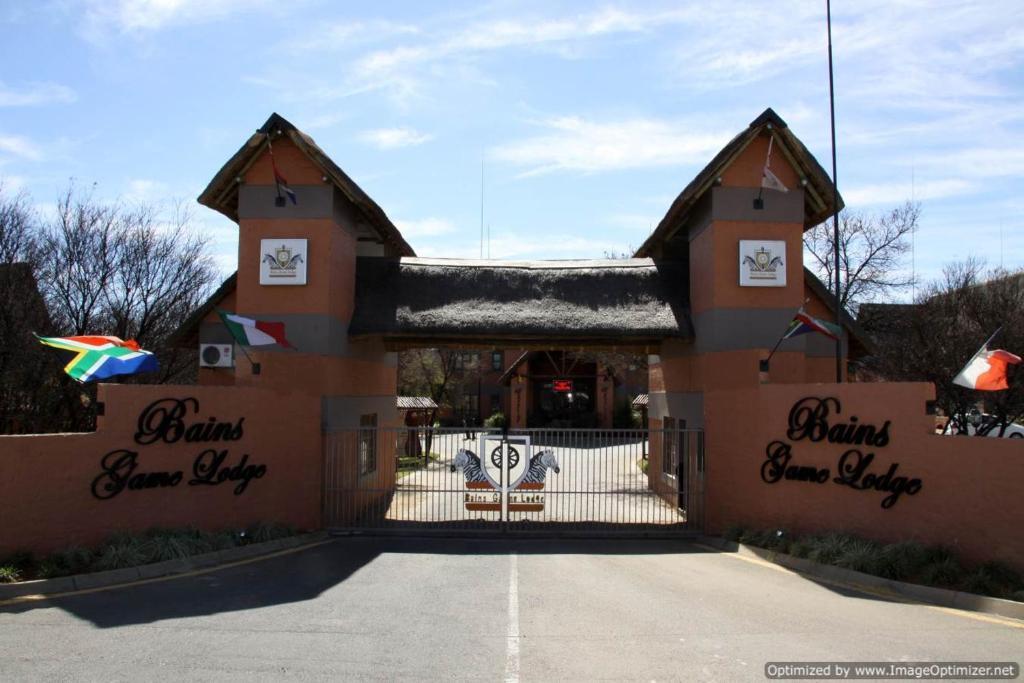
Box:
left=479, top=434, right=530, bottom=490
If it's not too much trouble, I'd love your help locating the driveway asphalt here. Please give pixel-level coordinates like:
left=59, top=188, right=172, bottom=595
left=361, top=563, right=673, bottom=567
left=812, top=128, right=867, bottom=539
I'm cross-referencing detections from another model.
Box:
left=0, top=537, right=1020, bottom=681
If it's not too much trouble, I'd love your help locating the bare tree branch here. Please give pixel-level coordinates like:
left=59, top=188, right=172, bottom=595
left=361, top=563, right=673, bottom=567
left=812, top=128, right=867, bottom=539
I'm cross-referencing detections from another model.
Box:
left=805, top=201, right=919, bottom=310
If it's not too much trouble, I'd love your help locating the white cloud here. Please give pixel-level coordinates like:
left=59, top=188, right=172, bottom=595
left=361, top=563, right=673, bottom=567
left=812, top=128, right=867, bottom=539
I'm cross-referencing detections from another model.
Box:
left=123, top=178, right=170, bottom=203
left=490, top=116, right=730, bottom=176
left=283, top=20, right=420, bottom=53
left=416, top=232, right=630, bottom=260
left=924, top=148, right=1024, bottom=181
left=0, top=175, right=26, bottom=192
left=0, top=135, right=43, bottom=161
left=842, top=179, right=975, bottom=207
left=605, top=213, right=661, bottom=235
left=359, top=127, right=433, bottom=150
left=345, top=6, right=699, bottom=105
left=0, top=82, right=76, bottom=107
left=394, top=217, right=456, bottom=237
left=80, top=0, right=267, bottom=42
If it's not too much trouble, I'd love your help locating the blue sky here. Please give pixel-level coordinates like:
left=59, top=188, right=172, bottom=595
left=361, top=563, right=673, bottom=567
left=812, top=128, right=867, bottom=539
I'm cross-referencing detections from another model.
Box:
left=1, top=0, right=1023, bottom=291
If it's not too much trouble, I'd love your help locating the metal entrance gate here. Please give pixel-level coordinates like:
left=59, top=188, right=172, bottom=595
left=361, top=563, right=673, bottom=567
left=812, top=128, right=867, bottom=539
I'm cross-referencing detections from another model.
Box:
left=323, top=427, right=703, bottom=536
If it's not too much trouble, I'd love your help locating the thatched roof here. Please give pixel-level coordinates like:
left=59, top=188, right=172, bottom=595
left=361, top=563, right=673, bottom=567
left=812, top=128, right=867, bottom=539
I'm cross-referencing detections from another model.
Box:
left=397, top=396, right=438, bottom=410
left=197, top=113, right=415, bottom=257
left=634, top=108, right=842, bottom=257
left=350, top=257, right=692, bottom=348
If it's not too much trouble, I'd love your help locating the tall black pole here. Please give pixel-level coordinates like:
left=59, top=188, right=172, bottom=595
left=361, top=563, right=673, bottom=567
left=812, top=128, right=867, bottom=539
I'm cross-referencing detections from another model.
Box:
left=827, top=0, right=843, bottom=383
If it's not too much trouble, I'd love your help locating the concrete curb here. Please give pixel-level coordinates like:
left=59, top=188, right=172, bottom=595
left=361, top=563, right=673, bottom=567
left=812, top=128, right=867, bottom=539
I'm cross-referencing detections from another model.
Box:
left=0, top=531, right=329, bottom=600
left=698, top=535, right=1024, bottom=622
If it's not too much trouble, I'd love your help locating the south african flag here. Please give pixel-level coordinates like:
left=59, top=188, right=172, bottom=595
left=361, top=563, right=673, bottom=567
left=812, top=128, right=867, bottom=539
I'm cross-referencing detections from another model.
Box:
left=36, top=334, right=160, bottom=383
left=783, top=309, right=842, bottom=341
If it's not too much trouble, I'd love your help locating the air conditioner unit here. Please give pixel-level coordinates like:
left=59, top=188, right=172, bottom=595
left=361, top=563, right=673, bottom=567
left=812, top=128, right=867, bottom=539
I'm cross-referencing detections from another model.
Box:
left=199, top=343, right=234, bottom=368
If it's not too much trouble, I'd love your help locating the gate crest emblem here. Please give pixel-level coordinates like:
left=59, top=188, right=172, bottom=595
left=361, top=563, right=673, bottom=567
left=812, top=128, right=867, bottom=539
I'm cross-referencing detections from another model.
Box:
left=451, top=435, right=559, bottom=514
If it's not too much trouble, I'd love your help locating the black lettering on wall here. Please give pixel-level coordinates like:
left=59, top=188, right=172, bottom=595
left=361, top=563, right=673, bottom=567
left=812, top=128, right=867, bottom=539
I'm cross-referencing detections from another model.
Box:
left=92, top=398, right=265, bottom=500
left=762, top=397, right=921, bottom=509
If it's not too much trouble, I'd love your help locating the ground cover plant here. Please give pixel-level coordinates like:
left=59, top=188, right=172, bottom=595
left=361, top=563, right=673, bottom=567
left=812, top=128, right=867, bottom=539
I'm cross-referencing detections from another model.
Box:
left=396, top=452, right=440, bottom=479
left=723, top=526, right=1024, bottom=602
left=0, top=522, right=297, bottom=582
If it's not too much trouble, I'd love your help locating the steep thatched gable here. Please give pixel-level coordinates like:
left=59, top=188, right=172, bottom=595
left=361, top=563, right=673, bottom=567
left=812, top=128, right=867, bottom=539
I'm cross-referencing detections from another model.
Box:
left=634, top=108, right=842, bottom=258
left=197, top=113, right=415, bottom=257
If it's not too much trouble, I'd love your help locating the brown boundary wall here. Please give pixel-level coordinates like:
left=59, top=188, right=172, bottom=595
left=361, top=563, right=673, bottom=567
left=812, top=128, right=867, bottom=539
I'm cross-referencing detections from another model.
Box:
left=704, top=382, right=1024, bottom=569
left=0, top=384, right=322, bottom=556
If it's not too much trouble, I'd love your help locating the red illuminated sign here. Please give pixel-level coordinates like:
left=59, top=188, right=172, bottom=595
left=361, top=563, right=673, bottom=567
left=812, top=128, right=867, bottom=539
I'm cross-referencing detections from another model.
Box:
left=552, top=379, right=573, bottom=393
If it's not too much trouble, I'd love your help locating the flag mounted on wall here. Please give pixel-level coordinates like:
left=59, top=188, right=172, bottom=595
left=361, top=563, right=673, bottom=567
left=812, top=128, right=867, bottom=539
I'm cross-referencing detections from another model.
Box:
left=36, top=335, right=160, bottom=383
left=761, top=136, right=789, bottom=194
left=271, top=159, right=297, bottom=206
left=953, top=334, right=1021, bottom=391
left=760, top=307, right=842, bottom=373
left=216, top=310, right=294, bottom=349
left=267, top=135, right=297, bottom=207
left=783, top=309, right=842, bottom=341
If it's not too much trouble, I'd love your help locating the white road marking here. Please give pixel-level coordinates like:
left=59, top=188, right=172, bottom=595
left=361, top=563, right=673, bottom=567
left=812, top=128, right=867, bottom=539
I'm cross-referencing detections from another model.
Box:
left=505, top=552, right=520, bottom=683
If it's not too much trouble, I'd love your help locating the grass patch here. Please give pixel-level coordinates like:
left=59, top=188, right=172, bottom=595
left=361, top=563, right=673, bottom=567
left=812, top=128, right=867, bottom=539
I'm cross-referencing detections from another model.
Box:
left=0, top=523, right=300, bottom=582
left=721, top=525, right=1024, bottom=601
left=397, top=452, right=440, bottom=470
left=396, top=452, right=441, bottom=479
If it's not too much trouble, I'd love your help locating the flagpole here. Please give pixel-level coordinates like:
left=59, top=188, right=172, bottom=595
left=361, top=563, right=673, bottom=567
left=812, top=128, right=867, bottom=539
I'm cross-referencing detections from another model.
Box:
left=827, top=0, right=843, bottom=383
left=953, top=327, right=1003, bottom=381
left=267, top=133, right=285, bottom=207
left=760, top=332, right=788, bottom=372
left=760, top=299, right=812, bottom=373
left=233, top=340, right=261, bottom=375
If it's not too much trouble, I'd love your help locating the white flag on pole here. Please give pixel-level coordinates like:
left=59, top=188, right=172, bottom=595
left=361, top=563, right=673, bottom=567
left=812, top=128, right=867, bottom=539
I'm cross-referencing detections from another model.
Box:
left=761, top=136, right=788, bottom=193
left=762, top=166, right=789, bottom=193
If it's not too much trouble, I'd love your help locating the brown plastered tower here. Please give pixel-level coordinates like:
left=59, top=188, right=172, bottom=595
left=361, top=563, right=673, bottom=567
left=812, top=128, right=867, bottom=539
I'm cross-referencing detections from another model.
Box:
left=194, top=113, right=414, bottom=431
left=634, top=108, right=850, bottom=430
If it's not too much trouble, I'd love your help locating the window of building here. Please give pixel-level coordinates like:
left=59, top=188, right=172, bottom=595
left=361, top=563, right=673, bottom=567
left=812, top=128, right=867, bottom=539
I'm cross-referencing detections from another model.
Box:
left=492, top=351, right=503, bottom=371
left=462, top=393, right=479, bottom=416
left=358, top=413, right=377, bottom=476
left=490, top=392, right=502, bottom=414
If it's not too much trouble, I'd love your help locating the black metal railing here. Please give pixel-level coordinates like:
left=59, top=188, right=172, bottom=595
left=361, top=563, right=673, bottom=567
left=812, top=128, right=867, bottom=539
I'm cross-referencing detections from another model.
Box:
left=323, top=427, right=704, bottom=536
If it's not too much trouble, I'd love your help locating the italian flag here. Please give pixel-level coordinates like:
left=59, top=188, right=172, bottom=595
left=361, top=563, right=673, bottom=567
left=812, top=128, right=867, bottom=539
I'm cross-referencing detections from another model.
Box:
left=217, top=310, right=294, bottom=348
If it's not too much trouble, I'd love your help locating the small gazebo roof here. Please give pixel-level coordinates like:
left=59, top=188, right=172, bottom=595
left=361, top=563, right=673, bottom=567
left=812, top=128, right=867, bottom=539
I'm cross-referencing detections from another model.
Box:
left=397, top=396, right=438, bottom=410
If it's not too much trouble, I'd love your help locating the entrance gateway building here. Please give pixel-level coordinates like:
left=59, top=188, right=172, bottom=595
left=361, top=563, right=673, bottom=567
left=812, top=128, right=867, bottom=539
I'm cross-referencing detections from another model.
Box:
left=9, top=107, right=1021, bottom=568
left=171, top=107, right=864, bottom=533
left=178, top=107, right=863, bottom=428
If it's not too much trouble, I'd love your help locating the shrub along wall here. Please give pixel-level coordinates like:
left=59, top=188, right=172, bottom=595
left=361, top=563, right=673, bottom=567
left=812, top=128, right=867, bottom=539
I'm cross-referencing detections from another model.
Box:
left=704, top=382, right=1024, bottom=570
left=0, top=384, right=321, bottom=556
